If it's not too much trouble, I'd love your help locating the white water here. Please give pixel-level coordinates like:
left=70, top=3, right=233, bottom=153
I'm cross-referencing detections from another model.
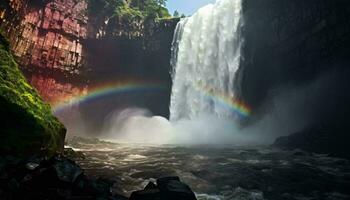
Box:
left=102, top=0, right=277, bottom=145
left=170, top=0, right=243, bottom=121
left=100, top=0, right=302, bottom=145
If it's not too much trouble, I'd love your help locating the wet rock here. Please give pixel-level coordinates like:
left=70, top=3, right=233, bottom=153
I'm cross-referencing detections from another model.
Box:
left=273, top=127, right=350, bottom=159
left=63, top=147, right=86, bottom=160
left=25, top=162, right=39, bottom=171
left=130, top=188, right=161, bottom=200
left=144, top=182, right=157, bottom=190
left=42, top=155, right=84, bottom=183
left=0, top=155, right=199, bottom=200
left=130, top=176, right=197, bottom=200
left=114, top=194, right=130, bottom=200
left=86, top=178, right=115, bottom=197
left=0, top=155, right=128, bottom=200
left=18, top=156, right=85, bottom=199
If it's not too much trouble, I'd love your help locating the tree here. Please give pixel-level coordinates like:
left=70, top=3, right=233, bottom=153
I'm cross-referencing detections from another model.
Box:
left=173, top=10, right=179, bottom=17
left=154, top=0, right=166, bottom=7
left=129, top=0, right=169, bottom=19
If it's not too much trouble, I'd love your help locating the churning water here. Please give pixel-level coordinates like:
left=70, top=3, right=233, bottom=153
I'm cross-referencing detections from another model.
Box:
left=68, top=138, right=350, bottom=200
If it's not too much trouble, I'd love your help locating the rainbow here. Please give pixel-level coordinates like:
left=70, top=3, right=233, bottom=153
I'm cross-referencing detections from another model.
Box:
left=194, top=84, right=251, bottom=118
left=52, top=80, right=251, bottom=118
left=52, top=80, right=168, bottom=113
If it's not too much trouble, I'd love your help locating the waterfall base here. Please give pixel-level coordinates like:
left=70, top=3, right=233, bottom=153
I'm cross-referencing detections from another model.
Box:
left=66, top=138, right=350, bottom=200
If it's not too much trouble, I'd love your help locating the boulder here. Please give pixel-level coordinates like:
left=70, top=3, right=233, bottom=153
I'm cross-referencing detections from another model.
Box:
left=130, top=176, right=197, bottom=200
left=0, top=155, right=127, bottom=200
left=63, top=147, right=86, bottom=160
left=0, top=156, right=199, bottom=200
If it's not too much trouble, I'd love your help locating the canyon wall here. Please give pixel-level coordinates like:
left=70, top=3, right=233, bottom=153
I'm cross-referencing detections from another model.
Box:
left=81, top=18, right=179, bottom=134
left=241, top=0, right=350, bottom=113
left=0, top=0, right=88, bottom=106
left=0, top=1, right=178, bottom=135
left=241, top=0, right=350, bottom=156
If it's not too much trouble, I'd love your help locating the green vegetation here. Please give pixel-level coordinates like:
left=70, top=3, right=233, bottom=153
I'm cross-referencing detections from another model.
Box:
left=88, top=0, right=170, bottom=21
left=115, top=3, right=143, bottom=20
left=130, top=0, right=170, bottom=19
left=173, top=10, right=179, bottom=17
left=0, top=32, right=66, bottom=156
left=88, top=0, right=173, bottom=38
left=173, top=10, right=186, bottom=18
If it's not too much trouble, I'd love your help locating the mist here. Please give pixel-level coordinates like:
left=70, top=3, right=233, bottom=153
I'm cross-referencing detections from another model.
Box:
left=99, top=105, right=297, bottom=145
left=55, top=68, right=350, bottom=146
left=93, top=68, right=350, bottom=145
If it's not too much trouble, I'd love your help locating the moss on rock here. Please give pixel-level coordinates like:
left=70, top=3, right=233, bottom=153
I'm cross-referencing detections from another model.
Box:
left=0, top=33, right=66, bottom=156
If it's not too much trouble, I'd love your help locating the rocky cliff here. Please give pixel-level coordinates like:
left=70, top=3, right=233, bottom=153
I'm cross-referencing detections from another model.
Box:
left=0, top=32, right=66, bottom=156
left=241, top=0, right=350, bottom=110
left=0, top=0, right=88, bottom=106
left=240, top=0, right=350, bottom=156
left=81, top=18, right=179, bottom=134
left=0, top=1, right=178, bottom=135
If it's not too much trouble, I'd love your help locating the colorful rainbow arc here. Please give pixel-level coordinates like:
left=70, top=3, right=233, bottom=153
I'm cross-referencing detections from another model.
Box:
left=193, top=84, right=251, bottom=118
left=52, top=81, right=251, bottom=118
left=52, top=81, right=168, bottom=113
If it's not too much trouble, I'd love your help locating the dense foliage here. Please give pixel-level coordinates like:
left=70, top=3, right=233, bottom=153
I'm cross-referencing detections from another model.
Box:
left=88, top=0, right=172, bottom=38
left=0, top=32, right=66, bottom=156
left=88, top=0, right=170, bottom=21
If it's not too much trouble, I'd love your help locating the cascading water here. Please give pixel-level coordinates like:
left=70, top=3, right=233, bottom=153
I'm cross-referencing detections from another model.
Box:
left=170, top=0, right=244, bottom=121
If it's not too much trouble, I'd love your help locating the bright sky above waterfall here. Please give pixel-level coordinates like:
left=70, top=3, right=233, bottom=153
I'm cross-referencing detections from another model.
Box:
left=166, top=0, right=216, bottom=16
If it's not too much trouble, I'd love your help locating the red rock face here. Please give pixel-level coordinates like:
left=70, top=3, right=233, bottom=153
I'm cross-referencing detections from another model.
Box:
left=30, top=75, right=87, bottom=107
left=1, top=0, right=88, bottom=106
left=13, top=0, right=87, bottom=69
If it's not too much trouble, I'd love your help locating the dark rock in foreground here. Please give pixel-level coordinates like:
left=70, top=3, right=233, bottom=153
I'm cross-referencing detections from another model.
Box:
left=63, top=147, right=86, bottom=161
left=0, top=155, right=123, bottom=199
left=130, top=176, right=197, bottom=200
left=0, top=155, right=196, bottom=200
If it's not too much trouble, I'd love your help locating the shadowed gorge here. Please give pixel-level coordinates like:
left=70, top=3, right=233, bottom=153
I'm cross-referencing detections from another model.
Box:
left=240, top=0, right=350, bottom=156
left=1, top=0, right=350, bottom=199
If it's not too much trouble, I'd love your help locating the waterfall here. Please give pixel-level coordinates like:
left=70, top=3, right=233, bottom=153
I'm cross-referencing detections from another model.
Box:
left=170, top=0, right=243, bottom=121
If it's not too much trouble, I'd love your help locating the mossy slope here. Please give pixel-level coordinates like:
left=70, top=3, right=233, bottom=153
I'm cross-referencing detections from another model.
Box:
left=0, top=33, right=66, bottom=156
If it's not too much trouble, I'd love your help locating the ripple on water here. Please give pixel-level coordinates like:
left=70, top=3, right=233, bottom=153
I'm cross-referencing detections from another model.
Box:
left=196, top=193, right=223, bottom=200
left=123, top=154, right=147, bottom=161
left=70, top=142, right=350, bottom=199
